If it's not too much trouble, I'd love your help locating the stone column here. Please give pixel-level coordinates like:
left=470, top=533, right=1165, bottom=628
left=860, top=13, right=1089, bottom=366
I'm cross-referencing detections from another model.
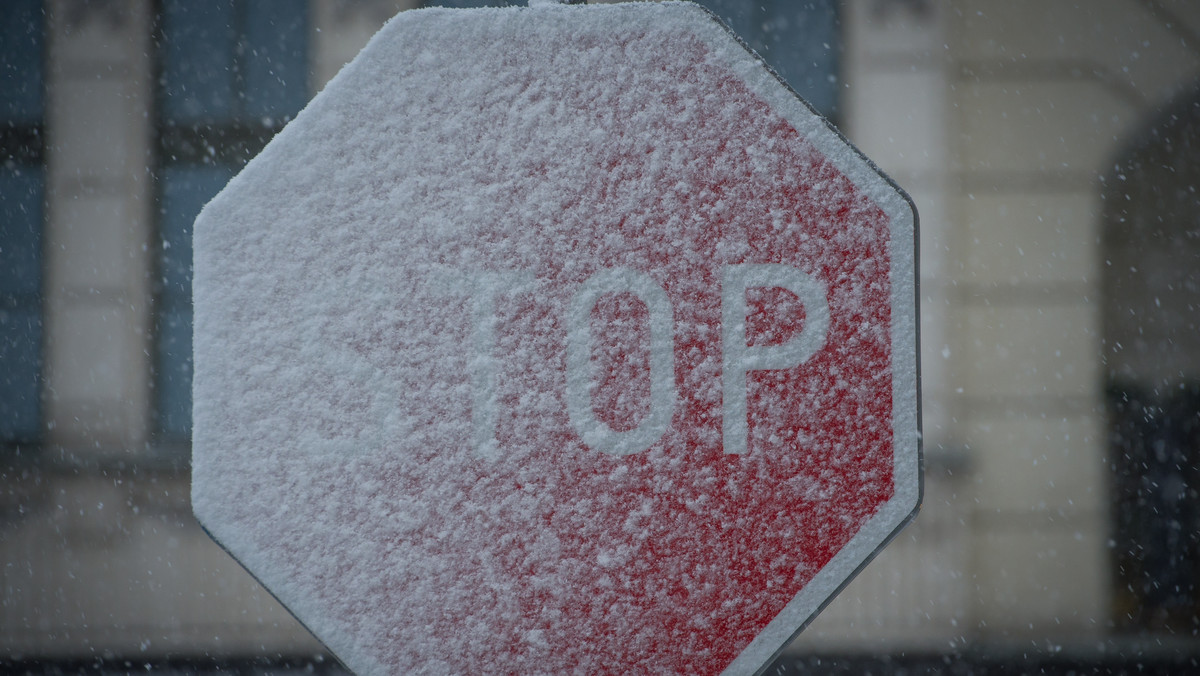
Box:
left=43, top=0, right=155, bottom=454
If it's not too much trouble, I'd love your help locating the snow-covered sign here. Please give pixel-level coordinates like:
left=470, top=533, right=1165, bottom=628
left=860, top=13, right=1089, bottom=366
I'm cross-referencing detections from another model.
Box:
left=191, top=2, right=920, bottom=674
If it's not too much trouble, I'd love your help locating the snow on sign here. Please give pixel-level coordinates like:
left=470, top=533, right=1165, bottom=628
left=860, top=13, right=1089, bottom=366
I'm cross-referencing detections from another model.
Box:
left=192, top=2, right=920, bottom=675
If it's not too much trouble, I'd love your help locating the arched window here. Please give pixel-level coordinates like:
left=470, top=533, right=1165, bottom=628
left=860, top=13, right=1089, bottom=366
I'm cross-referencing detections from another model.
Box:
left=1103, top=89, right=1200, bottom=632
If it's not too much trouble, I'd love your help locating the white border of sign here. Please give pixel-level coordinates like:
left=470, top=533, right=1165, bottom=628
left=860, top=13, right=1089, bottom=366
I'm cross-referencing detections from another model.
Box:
left=674, top=5, right=922, bottom=675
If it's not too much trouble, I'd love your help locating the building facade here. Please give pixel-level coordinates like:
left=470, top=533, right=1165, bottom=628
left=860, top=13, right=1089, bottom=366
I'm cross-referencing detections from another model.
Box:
left=3, top=0, right=1200, bottom=669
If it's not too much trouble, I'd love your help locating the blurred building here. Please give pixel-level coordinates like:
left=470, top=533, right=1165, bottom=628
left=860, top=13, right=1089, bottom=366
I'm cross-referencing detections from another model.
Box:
left=2, top=0, right=1200, bottom=671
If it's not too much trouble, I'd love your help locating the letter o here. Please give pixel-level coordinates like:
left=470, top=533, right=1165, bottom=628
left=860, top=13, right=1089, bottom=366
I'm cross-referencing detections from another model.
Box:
left=566, top=268, right=676, bottom=456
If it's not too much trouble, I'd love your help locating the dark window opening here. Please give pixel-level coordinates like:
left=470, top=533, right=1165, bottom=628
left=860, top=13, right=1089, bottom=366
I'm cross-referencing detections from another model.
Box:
left=694, top=0, right=841, bottom=122
left=0, top=0, right=45, bottom=447
left=153, top=0, right=308, bottom=445
left=1104, top=90, right=1200, bottom=633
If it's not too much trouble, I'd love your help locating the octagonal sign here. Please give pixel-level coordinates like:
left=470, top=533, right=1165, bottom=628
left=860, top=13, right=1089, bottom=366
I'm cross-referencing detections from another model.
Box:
left=192, top=2, right=920, bottom=675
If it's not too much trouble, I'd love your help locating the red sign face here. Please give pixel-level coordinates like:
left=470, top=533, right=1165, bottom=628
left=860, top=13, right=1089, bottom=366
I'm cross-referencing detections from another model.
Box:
left=192, top=4, right=920, bottom=675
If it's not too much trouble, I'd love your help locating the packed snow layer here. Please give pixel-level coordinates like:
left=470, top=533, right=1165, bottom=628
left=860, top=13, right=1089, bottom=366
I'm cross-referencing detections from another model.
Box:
left=192, top=2, right=919, bottom=675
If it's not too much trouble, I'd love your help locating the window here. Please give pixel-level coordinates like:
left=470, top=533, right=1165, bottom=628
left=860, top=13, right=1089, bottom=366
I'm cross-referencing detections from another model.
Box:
left=0, top=0, right=45, bottom=446
left=154, top=0, right=308, bottom=442
left=694, top=0, right=841, bottom=121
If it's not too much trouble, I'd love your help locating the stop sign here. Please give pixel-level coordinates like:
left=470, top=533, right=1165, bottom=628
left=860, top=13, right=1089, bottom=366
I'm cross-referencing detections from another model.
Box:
left=192, top=3, right=920, bottom=675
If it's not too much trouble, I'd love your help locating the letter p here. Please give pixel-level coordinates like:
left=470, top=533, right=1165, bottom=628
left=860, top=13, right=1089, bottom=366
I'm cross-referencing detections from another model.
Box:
left=721, top=264, right=829, bottom=455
